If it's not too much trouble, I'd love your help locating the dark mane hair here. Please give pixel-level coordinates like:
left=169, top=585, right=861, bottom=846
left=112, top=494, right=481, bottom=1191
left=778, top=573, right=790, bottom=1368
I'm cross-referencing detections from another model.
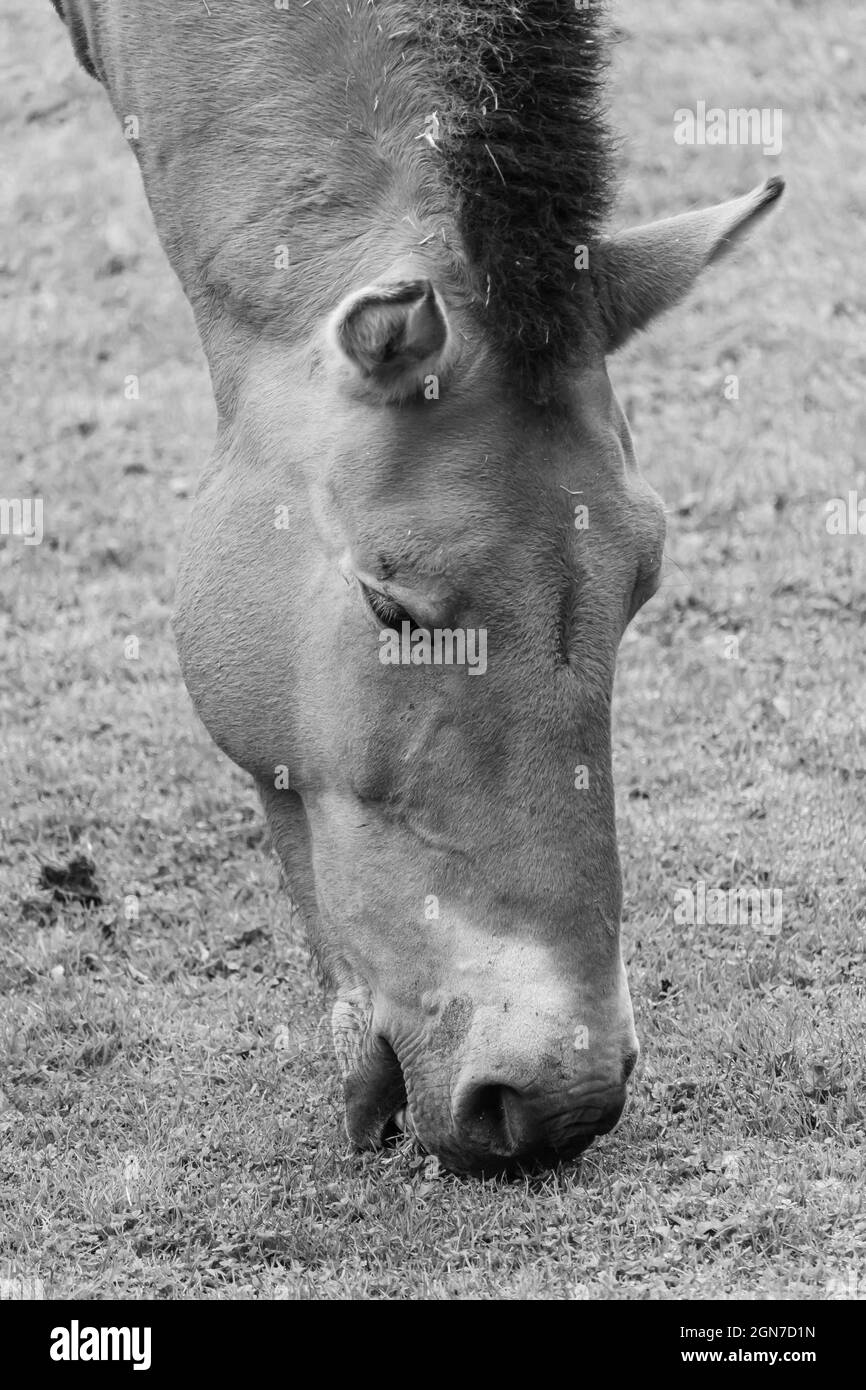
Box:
left=413, top=0, right=614, bottom=389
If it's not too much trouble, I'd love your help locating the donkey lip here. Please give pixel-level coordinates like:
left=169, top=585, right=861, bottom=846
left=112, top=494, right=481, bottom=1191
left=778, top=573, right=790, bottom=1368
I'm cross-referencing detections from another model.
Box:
left=343, top=1036, right=407, bottom=1148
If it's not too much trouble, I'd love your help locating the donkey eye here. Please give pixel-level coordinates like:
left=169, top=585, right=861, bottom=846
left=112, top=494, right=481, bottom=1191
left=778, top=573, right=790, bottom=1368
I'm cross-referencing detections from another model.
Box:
left=359, top=580, right=413, bottom=629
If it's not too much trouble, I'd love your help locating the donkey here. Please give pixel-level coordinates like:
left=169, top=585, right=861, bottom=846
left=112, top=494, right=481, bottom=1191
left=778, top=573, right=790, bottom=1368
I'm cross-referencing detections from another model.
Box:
left=50, top=0, right=783, bottom=1173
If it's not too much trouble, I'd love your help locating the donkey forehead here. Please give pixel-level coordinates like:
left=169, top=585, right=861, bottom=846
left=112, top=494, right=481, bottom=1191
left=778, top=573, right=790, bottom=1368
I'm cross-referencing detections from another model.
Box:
left=329, top=366, right=618, bottom=464
left=324, top=409, right=660, bottom=579
left=322, top=369, right=644, bottom=515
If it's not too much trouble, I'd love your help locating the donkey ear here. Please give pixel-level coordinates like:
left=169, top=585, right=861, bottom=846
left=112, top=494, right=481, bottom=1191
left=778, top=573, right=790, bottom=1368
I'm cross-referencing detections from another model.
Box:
left=592, top=176, right=784, bottom=353
left=329, top=279, right=452, bottom=400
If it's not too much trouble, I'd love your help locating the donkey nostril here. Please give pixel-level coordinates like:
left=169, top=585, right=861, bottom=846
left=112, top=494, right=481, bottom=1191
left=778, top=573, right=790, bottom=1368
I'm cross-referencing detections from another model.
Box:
left=454, top=1083, right=528, bottom=1157
left=451, top=1072, right=630, bottom=1167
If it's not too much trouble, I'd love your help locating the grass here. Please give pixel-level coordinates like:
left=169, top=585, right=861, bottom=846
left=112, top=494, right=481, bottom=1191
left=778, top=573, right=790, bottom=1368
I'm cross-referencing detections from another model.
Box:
left=1, top=0, right=864, bottom=1299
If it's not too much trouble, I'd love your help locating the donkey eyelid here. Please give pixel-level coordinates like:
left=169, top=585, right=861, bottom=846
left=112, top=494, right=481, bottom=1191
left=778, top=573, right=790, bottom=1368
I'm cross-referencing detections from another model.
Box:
left=357, top=576, right=414, bottom=629
left=351, top=560, right=453, bottom=628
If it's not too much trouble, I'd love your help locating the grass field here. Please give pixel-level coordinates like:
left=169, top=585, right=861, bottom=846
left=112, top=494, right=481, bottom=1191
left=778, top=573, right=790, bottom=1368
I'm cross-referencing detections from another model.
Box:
left=1, top=0, right=864, bottom=1299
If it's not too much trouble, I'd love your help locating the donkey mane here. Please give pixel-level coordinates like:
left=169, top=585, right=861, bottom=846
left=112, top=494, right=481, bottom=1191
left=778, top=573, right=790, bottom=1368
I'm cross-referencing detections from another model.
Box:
left=408, top=0, right=614, bottom=390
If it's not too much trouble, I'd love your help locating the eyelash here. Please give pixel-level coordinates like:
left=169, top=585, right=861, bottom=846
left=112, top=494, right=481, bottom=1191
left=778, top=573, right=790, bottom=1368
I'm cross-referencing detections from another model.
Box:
left=360, top=582, right=412, bottom=629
